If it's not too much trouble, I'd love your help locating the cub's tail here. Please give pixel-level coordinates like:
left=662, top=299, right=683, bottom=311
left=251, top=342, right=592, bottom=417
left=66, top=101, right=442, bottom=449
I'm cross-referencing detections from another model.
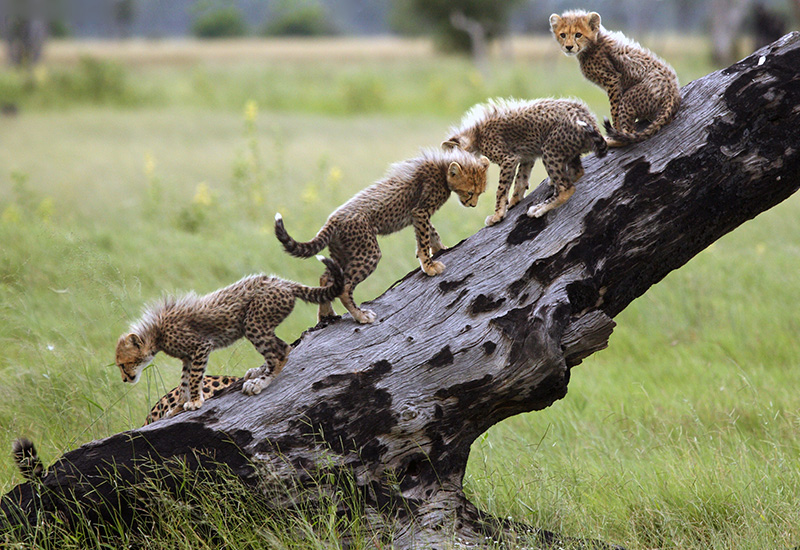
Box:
left=274, top=213, right=335, bottom=258
left=578, top=119, right=608, bottom=158
left=603, top=93, right=681, bottom=146
left=291, top=256, right=345, bottom=305
left=12, top=438, right=44, bottom=481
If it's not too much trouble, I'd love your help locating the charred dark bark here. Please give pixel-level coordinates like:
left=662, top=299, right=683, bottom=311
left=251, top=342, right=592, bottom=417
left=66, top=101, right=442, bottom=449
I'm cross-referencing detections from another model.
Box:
left=3, top=33, right=800, bottom=549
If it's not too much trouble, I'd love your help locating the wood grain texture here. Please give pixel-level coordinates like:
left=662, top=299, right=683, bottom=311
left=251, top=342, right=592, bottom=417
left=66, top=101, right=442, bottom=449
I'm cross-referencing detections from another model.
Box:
left=3, top=32, right=799, bottom=549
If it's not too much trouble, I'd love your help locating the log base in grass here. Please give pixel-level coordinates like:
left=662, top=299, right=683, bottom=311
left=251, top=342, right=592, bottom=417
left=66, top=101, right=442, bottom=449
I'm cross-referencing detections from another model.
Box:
left=3, top=33, right=800, bottom=549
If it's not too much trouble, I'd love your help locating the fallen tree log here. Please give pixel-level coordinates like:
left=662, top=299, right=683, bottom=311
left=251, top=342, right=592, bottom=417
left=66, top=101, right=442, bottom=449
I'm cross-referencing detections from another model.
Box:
left=3, top=33, right=800, bottom=549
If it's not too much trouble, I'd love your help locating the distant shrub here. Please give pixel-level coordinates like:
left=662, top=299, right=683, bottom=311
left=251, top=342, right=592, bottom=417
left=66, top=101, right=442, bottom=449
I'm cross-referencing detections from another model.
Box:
left=49, top=19, right=71, bottom=38
left=192, top=7, right=247, bottom=39
left=263, top=0, right=337, bottom=37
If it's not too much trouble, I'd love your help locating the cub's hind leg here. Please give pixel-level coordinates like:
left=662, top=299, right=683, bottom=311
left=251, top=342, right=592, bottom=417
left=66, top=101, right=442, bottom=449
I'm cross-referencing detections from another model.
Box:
left=339, top=227, right=381, bottom=324
left=527, top=150, right=575, bottom=219
left=317, top=268, right=337, bottom=320
left=242, top=332, right=291, bottom=395
left=242, top=293, right=293, bottom=395
left=566, top=156, right=584, bottom=182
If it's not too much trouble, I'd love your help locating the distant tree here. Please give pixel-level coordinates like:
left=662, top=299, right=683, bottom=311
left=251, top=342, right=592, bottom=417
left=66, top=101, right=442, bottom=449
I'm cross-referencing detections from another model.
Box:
left=192, top=6, right=247, bottom=39
left=263, top=0, right=337, bottom=37
left=751, top=3, right=786, bottom=49
left=390, top=0, right=524, bottom=54
left=4, top=16, right=47, bottom=66
left=114, top=0, right=136, bottom=38
left=710, top=0, right=753, bottom=65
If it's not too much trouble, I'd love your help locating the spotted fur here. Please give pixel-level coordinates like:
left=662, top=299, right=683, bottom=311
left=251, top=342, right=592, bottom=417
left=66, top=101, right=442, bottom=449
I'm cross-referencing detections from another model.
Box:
left=144, top=375, right=240, bottom=424
left=550, top=10, right=680, bottom=146
left=274, top=148, right=490, bottom=324
left=116, top=257, right=344, bottom=406
left=11, top=438, right=44, bottom=481
left=443, top=97, right=607, bottom=222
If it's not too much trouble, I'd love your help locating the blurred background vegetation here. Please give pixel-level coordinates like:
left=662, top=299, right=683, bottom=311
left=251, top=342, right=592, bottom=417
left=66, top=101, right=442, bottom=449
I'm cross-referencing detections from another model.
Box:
left=0, top=1, right=799, bottom=548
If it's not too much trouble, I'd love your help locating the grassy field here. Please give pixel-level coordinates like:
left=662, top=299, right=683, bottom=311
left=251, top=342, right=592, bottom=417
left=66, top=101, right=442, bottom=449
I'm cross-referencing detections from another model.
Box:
left=1, top=37, right=799, bottom=548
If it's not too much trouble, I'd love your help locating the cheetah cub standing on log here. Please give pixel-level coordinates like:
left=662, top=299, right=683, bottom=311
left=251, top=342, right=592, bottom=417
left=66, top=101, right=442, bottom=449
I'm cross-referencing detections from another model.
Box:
left=116, top=256, right=344, bottom=407
left=275, top=148, right=490, bottom=324
left=550, top=10, right=680, bottom=147
left=443, top=97, right=607, bottom=222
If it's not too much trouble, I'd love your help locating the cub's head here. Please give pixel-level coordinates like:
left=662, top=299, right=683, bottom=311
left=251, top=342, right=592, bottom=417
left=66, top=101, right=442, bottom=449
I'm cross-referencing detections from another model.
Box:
left=446, top=153, right=490, bottom=208
left=550, top=10, right=601, bottom=56
left=115, top=333, right=154, bottom=384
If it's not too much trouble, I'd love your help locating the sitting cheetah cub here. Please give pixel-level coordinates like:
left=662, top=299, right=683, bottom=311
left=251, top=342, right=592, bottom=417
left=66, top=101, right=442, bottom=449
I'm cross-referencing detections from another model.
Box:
left=443, top=97, right=607, bottom=223
left=274, top=148, right=489, bottom=324
left=116, top=256, right=344, bottom=407
left=550, top=10, right=680, bottom=147
left=145, top=375, right=240, bottom=424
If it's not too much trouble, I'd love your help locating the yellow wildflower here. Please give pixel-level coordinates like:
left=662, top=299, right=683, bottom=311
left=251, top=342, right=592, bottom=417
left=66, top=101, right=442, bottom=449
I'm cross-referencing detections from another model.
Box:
left=1, top=204, right=22, bottom=225
left=193, top=182, right=214, bottom=206
left=328, top=166, right=343, bottom=184
left=144, top=152, right=156, bottom=179
left=37, top=197, right=55, bottom=223
left=244, top=100, right=258, bottom=124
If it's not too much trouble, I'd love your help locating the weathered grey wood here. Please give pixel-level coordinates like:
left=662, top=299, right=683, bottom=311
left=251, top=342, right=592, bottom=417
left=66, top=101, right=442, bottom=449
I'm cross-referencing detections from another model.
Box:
left=3, top=33, right=800, bottom=549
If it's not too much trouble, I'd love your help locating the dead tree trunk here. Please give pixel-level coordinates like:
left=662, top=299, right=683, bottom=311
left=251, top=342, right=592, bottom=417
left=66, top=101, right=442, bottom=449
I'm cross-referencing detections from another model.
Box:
left=3, top=33, right=800, bottom=549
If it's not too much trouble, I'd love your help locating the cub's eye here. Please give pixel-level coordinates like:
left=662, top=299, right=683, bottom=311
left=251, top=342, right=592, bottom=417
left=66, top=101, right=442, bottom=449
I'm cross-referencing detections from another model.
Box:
left=575, top=32, right=582, bottom=38
left=560, top=33, right=566, bottom=38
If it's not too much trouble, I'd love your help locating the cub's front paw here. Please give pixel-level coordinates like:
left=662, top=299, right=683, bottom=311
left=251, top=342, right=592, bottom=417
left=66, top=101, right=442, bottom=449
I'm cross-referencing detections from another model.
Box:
left=243, top=366, right=264, bottom=381
left=485, top=212, right=505, bottom=226
left=422, top=260, right=445, bottom=276
left=243, top=375, right=274, bottom=396
left=527, top=202, right=551, bottom=219
left=353, top=308, right=377, bottom=324
left=183, top=397, right=204, bottom=411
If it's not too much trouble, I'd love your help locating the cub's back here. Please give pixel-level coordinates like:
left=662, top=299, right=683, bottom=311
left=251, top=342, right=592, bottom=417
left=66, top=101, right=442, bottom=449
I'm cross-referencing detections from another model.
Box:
left=484, top=98, right=597, bottom=154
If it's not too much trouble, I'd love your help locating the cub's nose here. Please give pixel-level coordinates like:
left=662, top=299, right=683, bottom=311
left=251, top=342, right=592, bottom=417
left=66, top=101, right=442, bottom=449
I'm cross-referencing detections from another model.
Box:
left=565, top=45, right=573, bottom=51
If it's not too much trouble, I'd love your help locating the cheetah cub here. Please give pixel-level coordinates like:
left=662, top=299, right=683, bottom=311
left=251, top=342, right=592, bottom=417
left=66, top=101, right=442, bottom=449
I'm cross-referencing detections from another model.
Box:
left=550, top=10, right=680, bottom=147
left=145, top=375, right=240, bottom=424
left=274, top=148, right=490, bottom=324
left=116, top=257, right=344, bottom=407
left=443, top=97, right=607, bottom=222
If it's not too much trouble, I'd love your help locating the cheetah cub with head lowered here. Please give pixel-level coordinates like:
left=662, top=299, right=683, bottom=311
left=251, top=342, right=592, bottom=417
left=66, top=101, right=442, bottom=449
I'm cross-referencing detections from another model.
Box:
left=550, top=10, right=680, bottom=147
left=275, top=148, right=489, bottom=324
left=116, top=256, right=344, bottom=405
left=443, top=97, right=607, bottom=223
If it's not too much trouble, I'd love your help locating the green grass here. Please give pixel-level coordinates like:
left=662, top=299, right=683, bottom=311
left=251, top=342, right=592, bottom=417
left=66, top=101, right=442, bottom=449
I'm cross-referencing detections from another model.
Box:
left=1, top=37, right=799, bottom=548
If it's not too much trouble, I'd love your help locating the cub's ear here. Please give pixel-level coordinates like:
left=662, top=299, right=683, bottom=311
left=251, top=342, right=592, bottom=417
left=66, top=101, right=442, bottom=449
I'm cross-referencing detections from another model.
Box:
left=127, top=333, right=143, bottom=349
left=447, top=161, right=463, bottom=178
left=441, top=138, right=460, bottom=150
left=478, top=155, right=490, bottom=168
left=586, top=12, right=601, bottom=31
left=549, top=14, right=561, bottom=31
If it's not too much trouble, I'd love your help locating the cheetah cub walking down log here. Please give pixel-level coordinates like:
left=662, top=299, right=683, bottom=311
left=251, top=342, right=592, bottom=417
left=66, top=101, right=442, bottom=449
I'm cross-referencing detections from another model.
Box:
left=550, top=10, right=680, bottom=147
left=116, top=257, right=344, bottom=407
left=274, top=148, right=490, bottom=324
left=443, top=97, right=607, bottom=223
